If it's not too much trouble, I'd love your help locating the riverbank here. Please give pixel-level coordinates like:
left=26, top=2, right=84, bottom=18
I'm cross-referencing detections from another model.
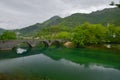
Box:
left=85, top=44, right=120, bottom=53
left=64, top=41, right=120, bottom=53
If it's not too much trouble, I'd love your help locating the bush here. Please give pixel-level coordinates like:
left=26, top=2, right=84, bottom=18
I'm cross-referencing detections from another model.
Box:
left=0, top=31, right=17, bottom=40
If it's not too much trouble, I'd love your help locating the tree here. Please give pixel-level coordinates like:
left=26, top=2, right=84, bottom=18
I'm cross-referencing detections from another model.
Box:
left=110, top=1, right=120, bottom=8
left=106, top=25, right=120, bottom=43
left=56, top=32, right=71, bottom=39
left=0, top=31, right=17, bottom=40
left=36, top=26, right=72, bottom=39
left=72, top=23, right=107, bottom=46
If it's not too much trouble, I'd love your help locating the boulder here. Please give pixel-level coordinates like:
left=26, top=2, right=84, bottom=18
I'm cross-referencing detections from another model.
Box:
left=64, top=41, right=74, bottom=48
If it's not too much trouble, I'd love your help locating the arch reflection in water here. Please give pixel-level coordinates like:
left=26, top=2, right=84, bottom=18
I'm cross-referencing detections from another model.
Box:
left=13, top=42, right=32, bottom=54
left=36, top=41, right=49, bottom=48
left=17, top=48, right=27, bottom=54
left=50, top=40, right=61, bottom=49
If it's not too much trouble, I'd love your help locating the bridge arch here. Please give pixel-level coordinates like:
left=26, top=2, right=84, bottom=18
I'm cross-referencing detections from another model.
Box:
left=16, top=41, right=32, bottom=48
left=12, top=41, right=32, bottom=54
left=35, top=41, right=49, bottom=48
left=50, top=40, right=61, bottom=48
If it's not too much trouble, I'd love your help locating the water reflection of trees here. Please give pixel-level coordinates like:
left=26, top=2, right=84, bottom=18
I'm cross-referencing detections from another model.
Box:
left=0, top=47, right=120, bottom=70
left=43, top=48, right=120, bottom=70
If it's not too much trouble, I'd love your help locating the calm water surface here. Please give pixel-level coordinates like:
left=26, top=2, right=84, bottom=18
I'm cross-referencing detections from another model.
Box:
left=0, top=48, right=120, bottom=80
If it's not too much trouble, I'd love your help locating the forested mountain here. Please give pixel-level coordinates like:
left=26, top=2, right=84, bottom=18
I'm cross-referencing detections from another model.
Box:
left=18, top=7, right=120, bottom=36
left=56, top=7, right=120, bottom=28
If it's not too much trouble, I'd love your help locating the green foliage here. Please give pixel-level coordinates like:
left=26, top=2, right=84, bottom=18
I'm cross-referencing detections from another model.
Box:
left=36, top=26, right=72, bottom=39
left=72, top=23, right=120, bottom=46
left=106, top=25, right=120, bottom=43
left=35, top=22, right=120, bottom=47
left=0, top=31, right=17, bottom=40
left=56, top=32, right=71, bottom=39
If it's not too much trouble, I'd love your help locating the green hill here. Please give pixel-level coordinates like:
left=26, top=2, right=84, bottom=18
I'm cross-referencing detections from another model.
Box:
left=18, top=7, right=120, bottom=36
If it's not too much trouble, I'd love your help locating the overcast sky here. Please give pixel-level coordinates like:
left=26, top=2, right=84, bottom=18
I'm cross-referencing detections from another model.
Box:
left=0, top=0, right=119, bottom=30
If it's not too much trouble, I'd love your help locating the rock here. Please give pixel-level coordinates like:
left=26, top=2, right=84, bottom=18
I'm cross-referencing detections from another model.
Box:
left=64, top=41, right=74, bottom=48
left=104, top=44, right=111, bottom=48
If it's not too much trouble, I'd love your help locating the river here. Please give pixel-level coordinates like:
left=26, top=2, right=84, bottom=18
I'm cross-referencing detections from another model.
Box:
left=0, top=47, right=120, bottom=80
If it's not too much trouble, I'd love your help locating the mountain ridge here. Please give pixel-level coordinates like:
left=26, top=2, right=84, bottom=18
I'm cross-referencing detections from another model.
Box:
left=18, top=16, right=62, bottom=35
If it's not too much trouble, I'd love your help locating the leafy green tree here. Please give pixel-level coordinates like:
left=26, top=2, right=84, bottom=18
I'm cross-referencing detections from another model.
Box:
left=72, top=23, right=107, bottom=46
left=0, top=31, right=17, bottom=40
left=110, top=1, right=120, bottom=8
left=56, top=32, right=71, bottom=39
left=36, top=26, right=72, bottom=39
left=72, top=28, right=87, bottom=46
left=106, top=25, right=120, bottom=43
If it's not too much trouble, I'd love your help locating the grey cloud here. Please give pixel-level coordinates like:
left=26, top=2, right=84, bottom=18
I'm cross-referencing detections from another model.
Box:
left=0, top=0, right=119, bottom=29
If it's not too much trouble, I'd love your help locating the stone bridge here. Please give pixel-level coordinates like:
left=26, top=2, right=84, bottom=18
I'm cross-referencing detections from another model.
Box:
left=0, top=39, right=66, bottom=50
